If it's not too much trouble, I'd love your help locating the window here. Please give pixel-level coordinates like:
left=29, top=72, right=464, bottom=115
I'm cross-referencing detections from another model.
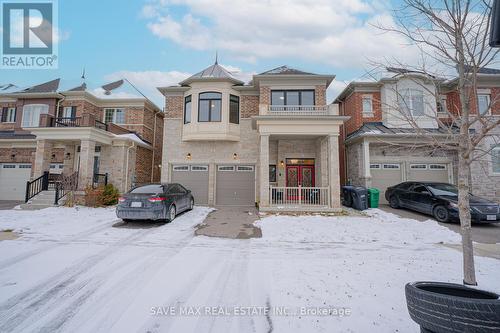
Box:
left=218, top=165, right=235, bottom=171
left=173, top=165, right=189, bottom=171
left=399, top=89, right=424, bottom=116
left=429, top=164, right=446, bottom=170
left=19, top=164, right=31, bottom=169
left=370, top=164, right=381, bottom=169
left=269, top=165, right=277, bottom=182
left=130, top=184, right=164, bottom=194
left=492, top=146, right=500, bottom=174
left=383, top=164, right=400, bottom=169
left=184, top=95, right=191, bottom=124
left=437, top=96, right=447, bottom=114
left=270, top=90, right=315, bottom=106
left=168, top=184, right=187, bottom=194
left=1, top=107, right=16, bottom=123
left=191, top=165, right=208, bottom=171
left=410, top=164, right=427, bottom=170
left=412, top=185, right=430, bottom=194
left=22, top=104, right=49, bottom=127
left=237, top=165, right=254, bottom=172
left=477, top=94, right=490, bottom=115
left=2, top=164, right=15, bottom=168
left=104, top=108, right=125, bottom=124
left=198, top=92, right=222, bottom=122
left=60, top=106, right=76, bottom=118
left=362, top=96, right=373, bottom=114
left=229, top=95, right=239, bottom=124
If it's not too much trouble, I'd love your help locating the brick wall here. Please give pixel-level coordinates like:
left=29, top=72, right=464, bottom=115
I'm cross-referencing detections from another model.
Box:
left=135, top=146, right=153, bottom=185
left=259, top=86, right=270, bottom=105
left=0, top=148, right=35, bottom=163
left=241, top=95, right=259, bottom=118
left=315, top=85, right=327, bottom=106
left=165, top=96, right=183, bottom=119
left=341, top=91, right=382, bottom=136
left=444, top=86, right=500, bottom=116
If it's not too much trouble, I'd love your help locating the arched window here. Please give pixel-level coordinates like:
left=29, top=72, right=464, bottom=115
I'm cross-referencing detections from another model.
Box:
left=198, top=92, right=222, bottom=122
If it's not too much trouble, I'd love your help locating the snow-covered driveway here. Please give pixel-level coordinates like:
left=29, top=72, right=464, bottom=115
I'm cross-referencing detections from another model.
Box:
left=0, top=207, right=499, bottom=333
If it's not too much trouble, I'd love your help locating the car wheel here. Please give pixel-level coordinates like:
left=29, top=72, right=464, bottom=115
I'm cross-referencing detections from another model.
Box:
left=389, top=196, right=400, bottom=209
left=168, top=205, right=176, bottom=222
left=189, top=198, right=194, bottom=211
left=433, top=206, right=450, bottom=223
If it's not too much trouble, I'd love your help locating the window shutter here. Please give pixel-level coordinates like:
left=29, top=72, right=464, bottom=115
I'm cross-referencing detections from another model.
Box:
left=1, top=108, right=7, bottom=122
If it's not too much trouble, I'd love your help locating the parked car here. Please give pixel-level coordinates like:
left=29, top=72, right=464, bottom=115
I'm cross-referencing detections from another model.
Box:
left=385, top=182, right=500, bottom=223
left=116, top=183, right=194, bottom=222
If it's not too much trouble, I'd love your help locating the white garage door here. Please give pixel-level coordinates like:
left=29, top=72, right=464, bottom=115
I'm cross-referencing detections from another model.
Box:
left=408, top=163, right=449, bottom=183
left=171, top=165, right=209, bottom=205
left=0, top=163, right=32, bottom=200
left=370, top=163, right=403, bottom=204
left=216, top=165, right=255, bottom=206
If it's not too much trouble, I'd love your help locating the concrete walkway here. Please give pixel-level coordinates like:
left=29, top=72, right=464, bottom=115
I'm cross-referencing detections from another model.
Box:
left=0, top=201, right=22, bottom=210
left=195, top=206, right=262, bottom=239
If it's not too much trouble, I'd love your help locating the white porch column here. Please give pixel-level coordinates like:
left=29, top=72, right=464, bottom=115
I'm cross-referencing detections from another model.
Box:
left=328, top=135, right=341, bottom=209
left=62, top=144, right=75, bottom=175
left=33, top=139, right=53, bottom=178
left=78, top=139, right=96, bottom=189
left=362, top=139, right=371, bottom=188
left=259, top=134, right=270, bottom=207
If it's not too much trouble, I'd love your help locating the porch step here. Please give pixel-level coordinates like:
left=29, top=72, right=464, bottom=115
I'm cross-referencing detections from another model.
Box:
left=19, top=190, right=66, bottom=210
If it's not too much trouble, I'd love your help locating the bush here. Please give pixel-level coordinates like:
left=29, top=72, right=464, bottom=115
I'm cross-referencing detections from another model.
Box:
left=84, top=183, right=120, bottom=207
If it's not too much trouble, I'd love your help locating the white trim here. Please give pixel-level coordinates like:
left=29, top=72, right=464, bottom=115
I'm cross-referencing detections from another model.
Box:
left=103, top=108, right=126, bottom=124
left=429, top=164, right=447, bottom=170
left=237, top=165, right=254, bottom=172
left=191, top=165, right=208, bottom=172
left=218, top=165, right=235, bottom=172
left=410, top=164, right=428, bottom=170
left=383, top=163, right=400, bottom=169
left=173, top=165, right=189, bottom=172
left=21, top=104, right=49, bottom=128
left=491, top=146, right=500, bottom=175
left=369, top=163, right=381, bottom=169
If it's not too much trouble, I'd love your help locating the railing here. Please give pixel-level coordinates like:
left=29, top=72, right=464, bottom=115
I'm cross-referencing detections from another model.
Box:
left=267, top=105, right=332, bottom=116
left=94, top=120, right=107, bottom=131
left=25, top=171, right=49, bottom=202
left=93, top=173, right=108, bottom=188
left=53, top=117, right=82, bottom=127
left=40, top=114, right=109, bottom=132
left=54, top=171, right=79, bottom=205
left=270, top=186, right=330, bottom=207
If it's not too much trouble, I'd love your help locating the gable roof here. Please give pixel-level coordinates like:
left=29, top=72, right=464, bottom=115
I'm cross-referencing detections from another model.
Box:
left=179, top=63, right=243, bottom=85
left=259, top=65, right=315, bottom=75
left=18, top=78, right=60, bottom=93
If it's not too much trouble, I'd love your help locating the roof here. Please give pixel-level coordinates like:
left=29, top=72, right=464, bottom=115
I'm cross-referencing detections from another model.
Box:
left=0, top=131, right=36, bottom=140
left=346, top=122, right=453, bottom=141
left=179, top=63, right=243, bottom=85
left=386, top=67, right=436, bottom=78
left=258, top=65, right=315, bottom=75
left=462, top=65, right=500, bottom=75
left=18, top=78, right=60, bottom=93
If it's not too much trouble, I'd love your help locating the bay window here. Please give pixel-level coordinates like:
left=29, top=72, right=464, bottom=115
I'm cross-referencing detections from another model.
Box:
left=22, top=104, right=49, bottom=127
left=198, top=92, right=221, bottom=122
left=399, top=89, right=424, bottom=116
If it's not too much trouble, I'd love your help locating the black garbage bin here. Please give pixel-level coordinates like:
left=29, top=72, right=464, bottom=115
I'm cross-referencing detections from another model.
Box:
left=342, top=185, right=355, bottom=207
left=351, top=187, right=368, bottom=211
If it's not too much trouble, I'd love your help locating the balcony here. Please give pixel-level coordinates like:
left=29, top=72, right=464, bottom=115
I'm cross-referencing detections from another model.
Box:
left=260, top=104, right=339, bottom=116
left=40, top=114, right=108, bottom=131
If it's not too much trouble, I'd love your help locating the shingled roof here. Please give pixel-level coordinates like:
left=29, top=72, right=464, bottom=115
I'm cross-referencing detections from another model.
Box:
left=19, top=78, right=60, bottom=93
left=180, top=63, right=243, bottom=85
left=259, top=65, right=315, bottom=75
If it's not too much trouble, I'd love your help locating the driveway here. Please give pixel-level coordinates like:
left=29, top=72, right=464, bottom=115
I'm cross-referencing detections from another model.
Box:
left=195, top=206, right=261, bottom=239
left=0, top=201, right=22, bottom=210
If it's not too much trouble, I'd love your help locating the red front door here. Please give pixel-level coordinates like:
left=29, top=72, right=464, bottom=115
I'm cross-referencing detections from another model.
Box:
left=286, top=165, right=315, bottom=187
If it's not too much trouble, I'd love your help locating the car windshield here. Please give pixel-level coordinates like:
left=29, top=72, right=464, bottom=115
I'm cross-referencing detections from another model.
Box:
left=130, top=185, right=163, bottom=194
left=427, top=184, right=458, bottom=197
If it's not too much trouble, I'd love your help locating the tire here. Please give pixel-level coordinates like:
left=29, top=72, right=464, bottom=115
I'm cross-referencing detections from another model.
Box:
left=167, top=205, right=176, bottom=222
left=188, top=198, right=194, bottom=211
left=433, top=206, right=449, bottom=223
left=405, top=281, right=500, bottom=333
left=389, top=196, right=400, bottom=209
left=122, top=219, right=132, bottom=223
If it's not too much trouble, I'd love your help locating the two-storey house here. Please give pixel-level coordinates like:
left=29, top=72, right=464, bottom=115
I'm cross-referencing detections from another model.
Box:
left=0, top=78, right=163, bottom=202
left=159, top=63, right=348, bottom=211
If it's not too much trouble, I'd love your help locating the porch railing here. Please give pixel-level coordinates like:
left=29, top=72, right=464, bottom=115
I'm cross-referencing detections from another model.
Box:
left=25, top=171, right=49, bottom=202
left=54, top=171, right=79, bottom=205
left=269, top=186, right=330, bottom=207
left=267, top=105, right=333, bottom=116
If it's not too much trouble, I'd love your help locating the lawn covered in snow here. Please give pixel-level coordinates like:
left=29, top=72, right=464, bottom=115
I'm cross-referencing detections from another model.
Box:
left=0, top=206, right=498, bottom=333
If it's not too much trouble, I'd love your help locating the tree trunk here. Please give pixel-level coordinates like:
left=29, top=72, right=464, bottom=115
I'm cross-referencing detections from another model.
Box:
left=457, top=152, right=477, bottom=285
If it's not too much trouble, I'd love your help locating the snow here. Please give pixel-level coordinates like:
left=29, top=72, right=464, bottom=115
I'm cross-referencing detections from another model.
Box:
left=114, top=133, right=150, bottom=147
left=0, top=207, right=498, bottom=333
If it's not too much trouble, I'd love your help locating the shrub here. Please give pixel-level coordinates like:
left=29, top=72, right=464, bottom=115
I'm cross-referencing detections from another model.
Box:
left=101, top=184, right=119, bottom=206
left=83, top=183, right=120, bottom=207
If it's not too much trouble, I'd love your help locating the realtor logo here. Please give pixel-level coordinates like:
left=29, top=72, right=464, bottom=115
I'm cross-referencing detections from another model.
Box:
left=1, top=0, right=58, bottom=69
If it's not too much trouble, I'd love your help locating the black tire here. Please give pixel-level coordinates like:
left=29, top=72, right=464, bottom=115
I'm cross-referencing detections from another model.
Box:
left=122, top=219, right=132, bottom=223
left=167, top=205, right=176, bottom=222
left=188, top=198, right=194, bottom=211
left=433, top=206, right=449, bottom=223
left=389, top=196, right=400, bottom=209
left=405, top=281, right=500, bottom=333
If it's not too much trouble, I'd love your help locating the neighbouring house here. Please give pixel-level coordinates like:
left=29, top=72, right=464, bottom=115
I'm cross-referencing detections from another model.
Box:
left=336, top=67, right=500, bottom=204
left=0, top=78, right=163, bottom=202
left=159, top=63, right=348, bottom=211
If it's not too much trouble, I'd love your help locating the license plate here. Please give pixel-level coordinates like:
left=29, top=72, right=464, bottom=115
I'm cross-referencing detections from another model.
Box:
left=487, top=215, right=496, bottom=221
left=130, top=202, right=142, bottom=208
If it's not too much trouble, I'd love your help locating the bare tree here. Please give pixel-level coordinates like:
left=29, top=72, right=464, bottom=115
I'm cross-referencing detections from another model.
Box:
left=373, top=0, right=500, bottom=285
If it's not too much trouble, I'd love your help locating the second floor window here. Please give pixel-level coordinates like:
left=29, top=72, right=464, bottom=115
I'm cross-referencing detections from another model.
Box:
left=104, top=108, right=125, bottom=124
left=477, top=94, right=490, bottom=115
left=184, top=95, right=191, bottom=124
left=362, top=96, right=373, bottom=114
left=22, top=104, right=49, bottom=128
left=271, top=90, right=315, bottom=107
left=399, top=89, right=424, bottom=116
left=1, top=107, right=16, bottom=123
left=60, top=106, right=76, bottom=118
left=437, top=96, right=448, bottom=114
left=230, top=95, right=239, bottom=124
left=198, top=92, right=221, bottom=122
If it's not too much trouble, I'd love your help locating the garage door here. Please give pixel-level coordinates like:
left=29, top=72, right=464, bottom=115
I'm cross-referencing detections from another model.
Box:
left=408, top=163, right=449, bottom=183
left=171, top=165, right=209, bottom=205
left=216, top=165, right=255, bottom=206
left=0, top=163, right=32, bottom=200
left=370, top=163, right=403, bottom=204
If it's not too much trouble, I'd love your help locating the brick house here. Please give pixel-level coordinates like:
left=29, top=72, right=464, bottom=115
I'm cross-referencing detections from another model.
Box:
left=159, top=63, right=348, bottom=211
left=0, top=78, right=163, bottom=202
left=336, top=68, right=500, bottom=204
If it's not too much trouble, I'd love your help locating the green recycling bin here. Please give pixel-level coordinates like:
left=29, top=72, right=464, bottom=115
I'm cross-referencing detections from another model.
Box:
left=367, top=188, right=380, bottom=208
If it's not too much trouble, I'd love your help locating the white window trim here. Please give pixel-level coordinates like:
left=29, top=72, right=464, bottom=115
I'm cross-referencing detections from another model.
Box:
left=361, top=95, right=373, bottom=115
left=477, top=94, right=491, bottom=116
left=103, top=108, right=126, bottom=124
left=190, top=165, right=208, bottom=172
left=218, top=165, right=235, bottom=172
left=4, top=107, right=16, bottom=123
left=62, top=106, right=74, bottom=118
left=173, top=165, right=189, bottom=172
left=429, top=164, right=447, bottom=170
left=410, top=164, right=428, bottom=170
left=383, top=163, right=400, bottom=169
left=237, top=165, right=254, bottom=172
left=21, top=104, right=49, bottom=128
left=492, top=146, right=500, bottom=175
left=370, top=163, right=381, bottom=169
left=399, top=89, right=424, bottom=116
left=437, top=96, right=448, bottom=115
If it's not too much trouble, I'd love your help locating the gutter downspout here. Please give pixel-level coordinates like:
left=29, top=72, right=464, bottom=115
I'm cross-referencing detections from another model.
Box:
left=151, top=112, right=157, bottom=182
left=125, top=142, right=135, bottom=191
left=56, top=94, right=66, bottom=118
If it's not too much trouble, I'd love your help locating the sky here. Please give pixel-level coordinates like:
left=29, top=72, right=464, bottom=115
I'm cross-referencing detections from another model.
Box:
left=0, top=0, right=422, bottom=107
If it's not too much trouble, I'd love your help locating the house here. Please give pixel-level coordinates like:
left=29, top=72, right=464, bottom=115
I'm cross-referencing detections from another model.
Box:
left=336, top=67, right=500, bottom=204
left=159, top=63, right=348, bottom=211
left=0, top=78, right=163, bottom=202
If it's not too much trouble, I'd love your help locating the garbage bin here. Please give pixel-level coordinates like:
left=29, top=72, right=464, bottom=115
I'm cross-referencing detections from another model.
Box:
left=342, top=185, right=355, bottom=207
left=367, top=188, right=380, bottom=208
left=351, top=187, right=368, bottom=211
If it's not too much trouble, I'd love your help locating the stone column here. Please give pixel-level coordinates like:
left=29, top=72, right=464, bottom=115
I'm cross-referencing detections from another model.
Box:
left=259, top=134, right=270, bottom=207
left=78, top=139, right=96, bottom=189
left=62, top=145, right=75, bottom=175
left=33, top=140, right=53, bottom=178
left=208, top=162, right=216, bottom=205
left=328, top=135, right=341, bottom=209
left=362, top=139, right=371, bottom=188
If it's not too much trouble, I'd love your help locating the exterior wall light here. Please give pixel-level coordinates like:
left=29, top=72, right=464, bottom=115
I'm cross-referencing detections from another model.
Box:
left=51, top=153, right=56, bottom=159
left=233, top=153, right=238, bottom=160
left=186, top=153, right=192, bottom=160
left=11, top=154, right=15, bottom=160
left=280, top=160, right=285, bottom=167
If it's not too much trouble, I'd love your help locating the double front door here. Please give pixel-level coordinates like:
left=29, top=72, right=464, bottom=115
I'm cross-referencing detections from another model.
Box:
left=286, top=165, right=315, bottom=187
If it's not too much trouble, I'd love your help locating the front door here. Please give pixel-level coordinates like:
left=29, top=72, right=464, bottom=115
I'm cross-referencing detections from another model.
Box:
left=286, top=165, right=315, bottom=187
